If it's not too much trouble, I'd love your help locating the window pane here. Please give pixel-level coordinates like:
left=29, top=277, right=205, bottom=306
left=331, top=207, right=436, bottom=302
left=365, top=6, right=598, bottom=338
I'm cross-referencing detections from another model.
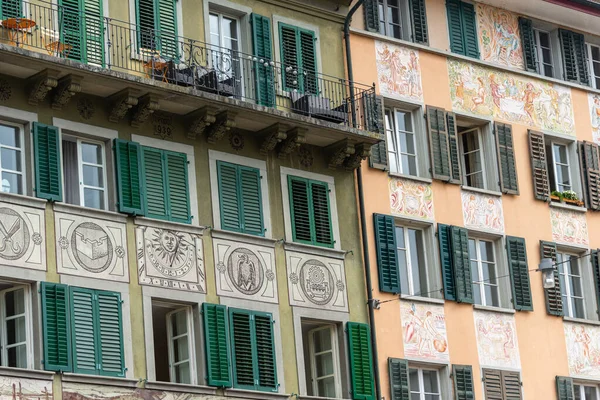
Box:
left=313, top=328, right=332, bottom=353
left=5, top=289, right=25, bottom=317
left=6, top=316, right=26, bottom=345
left=315, top=352, right=334, bottom=377
left=425, top=395, right=441, bottom=400
left=401, top=154, right=418, bottom=176
left=396, top=227, right=406, bottom=248
left=409, top=368, right=420, bottom=390
left=82, top=165, right=104, bottom=187
left=569, top=257, right=581, bottom=276
left=171, top=310, right=188, bottom=337
left=7, top=344, right=26, bottom=368
left=209, top=13, right=219, bottom=36
left=484, top=284, right=500, bottom=307
left=570, top=276, right=583, bottom=297
left=175, top=361, right=191, bottom=384
left=408, top=229, right=423, bottom=293
left=317, top=376, right=337, bottom=398
left=469, top=239, right=476, bottom=257
left=594, top=62, right=600, bottom=77
left=173, top=336, right=189, bottom=363
left=1, top=172, right=22, bottom=195
left=400, top=132, right=416, bottom=155
left=592, top=46, right=600, bottom=61
left=399, top=249, right=409, bottom=294
left=1, top=148, right=20, bottom=171
left=553, top=144, right=568, bottom=164
left=83, top=188, right=104, bottom=210
left=539, top=32, right=550, bottom=48
left=573, top=298, right=586, bottom=319
left=422, top=370, right=439, bottom=393
left=396, top=111, right=413, bottom=132
left=584, top=386, right=598, bottom=400
left=482, top=262, right=497, bottom=283
left=0, top=125, right=19, bottom=147
left=81, top=142, right=102, bottom=164
left=543, top=64, right=554, bottom=77
left=411, top=395, right=421, bottom=400
left=559, top=273, right=567, bottom=297
left=479, top=241, right=494, bottom=263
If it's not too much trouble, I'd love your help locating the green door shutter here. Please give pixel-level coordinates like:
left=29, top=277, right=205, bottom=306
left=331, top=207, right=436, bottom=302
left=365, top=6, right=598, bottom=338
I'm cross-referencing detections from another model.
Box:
left=83, top=0, right=105, bottom=66
left=559, top=29, right=590, bottom=85
left=495, top=123, right=519, bottom=194
left=254, top=312, right=278, bottom=391
left=388, top=358, right=410, bottom=400
left=446, top=0, right=464, bottom=56
left=450, top=226, right=473, bottom=303
left=409, top=0, right=428, bottom=45
left=279, top=24, right=317, bottom=93
left=252, top=14, right=275, bottom=107
left=289, top=176, right=312, bottom=243
left=426, top=106, right=451, bottom=181
left=446, top=112, right=462, bottom=184
left=60, top=0, right=84, bottom=62
left=363, top=0, right=380, bottom=33
left=202, top=303, right=232, bottom=388
left=311, top=180, right=333, bottom=246
left=157, top=0, right=179, bottom=60
left=239, top=166, right=264, bottom=236
left=280, top=24, right=300, bottom=92
left=114, top=139, right=144, bottom=216
left=230, top=309, right=256, bottom=390
left=540, top=241, right=563, bottom=316
left=299, top=29, right=318, bottom=94
left=578, top=141, right=600, bottom=210
left=96, top=291, right=125, bottom=377
left=41, top=282, right=72, bottom=372
left=374, top=214, right=400, bottom=294
left=460, top=1, right=479, bottom=59
left=136, top=0, right=156, bottom=50
left=217, top=161, right=242, bottom=233
left=33, top=122, right=62, bottom=202
left=528, top=130, right=550, bottom=201
left=518, top=17, right=538, bottom=72
left=452, top=365, right=475, bottom=400
left=142, top=147, right=168, bottom=220
left=1, top=0, right=22, bottom=19
left=347, top=322, right=375, bottom=400
left=165, top=151, right=191, bottom=224
left=556, top=376, right=575, bottom=400
left=70, top=287, right=98, bottom=375
left=506, top=236, right=533, bottom=311
left=438, top=224, right=456, bottom=301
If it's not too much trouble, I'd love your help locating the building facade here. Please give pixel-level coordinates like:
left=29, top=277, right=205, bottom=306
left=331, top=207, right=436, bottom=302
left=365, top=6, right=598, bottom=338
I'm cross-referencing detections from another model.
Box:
left=0, top=0, right=380, bottom=399
left=351, top=0, right=600, bottom=399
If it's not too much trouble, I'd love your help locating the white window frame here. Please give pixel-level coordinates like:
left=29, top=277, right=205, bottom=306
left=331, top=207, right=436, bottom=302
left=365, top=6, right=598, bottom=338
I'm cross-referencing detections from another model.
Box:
left=166, top=305, right=196, bottom=385
left=0, top=120, right=26, bottom=196
left=459, top=127, right=487, bottom=190
left=386, top=108, right=419, bottom=177
left=588, top=43, right=600, bottom=89
left=377, top=0, right=411, bottom=40
left=0, top=284, right=33, bottom=369
left=558, top=251, right=586, bottom=319
left=575, top=382, right=600, bottom=400
left=533, top=28, right=555, bottom=78
left=395, top=224, right=427, bottom=296
left=470, top=237, right=499, bottom=307
left=308, top=324, right=342, bottom=399
left=409, top=366, right=442, bottom=400
left=75, top=137, right=109, bottom=211
left=549, top=141, right=573, bottom=193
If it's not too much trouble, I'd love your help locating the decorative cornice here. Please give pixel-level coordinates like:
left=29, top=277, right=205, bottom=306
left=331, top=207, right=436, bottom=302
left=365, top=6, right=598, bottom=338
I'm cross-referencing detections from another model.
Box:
left=51, top=74, right=83, bottom=110
left=131, top=93, right=160, bottom=128
left=186, top=106, right=218, bottom=140
left=108, top=88, right=139, bottom=123
left=259, top=123, right=290, bottom=155
left=27, top=69, right=59, bottom=106
left=206, top=111, right=237, bottom=144
left=327, top=139, right=355, bottom=169
left=278, top=127, right=307, bottom=158
left=344, top=142, right=371, bottom=170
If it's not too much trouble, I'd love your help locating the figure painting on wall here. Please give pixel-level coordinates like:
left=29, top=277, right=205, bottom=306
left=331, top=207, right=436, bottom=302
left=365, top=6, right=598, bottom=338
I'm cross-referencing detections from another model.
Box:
left=564, top=323, right=600, bottom=379
left=375, top=41, right=423, bottom=101
left=476, top=3, right=524, bottom=69
left=389, top=178, right=435, bottom=221
left=589, top=93, right=600, bottom=144
left=401, top=302, right=449, bottom=362
left=474, top=311, right=521, bottom=369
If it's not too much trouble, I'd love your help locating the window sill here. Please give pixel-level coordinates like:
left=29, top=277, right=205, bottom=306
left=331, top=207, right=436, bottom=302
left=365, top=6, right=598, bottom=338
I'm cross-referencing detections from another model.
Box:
left=53, top=202, right=128, bottom=223
left=388, top=172, right=433, bottom=184
left=473, top=304, right=515, bottom=314
left=211, top=229, right=278, bottom=247
left=400, top=294, right=445, bottom=305
left=461, top=186, right=502, bottom=198
left=283, top=241, right=346, bottom=260
left=549, top=201, right=587, bottom=213
left=563, top=316, right=600, bottom=326
left=0, top=367, right=53, bottom=381
left=0, top=192, right=47, bottom=209
left=143, top=381, right=217, bottom=394
left=224, top=388, right=289, bottom=400
left=134, top=217, right=206, bottom=234
left=61, top=373, right=139, bottom=388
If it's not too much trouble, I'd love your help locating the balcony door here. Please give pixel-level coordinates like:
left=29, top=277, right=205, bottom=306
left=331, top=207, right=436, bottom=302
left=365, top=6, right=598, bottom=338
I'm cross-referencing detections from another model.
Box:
left=209, top=11, right=242, bottom=94
left=59, top=0, right=105, bottom=66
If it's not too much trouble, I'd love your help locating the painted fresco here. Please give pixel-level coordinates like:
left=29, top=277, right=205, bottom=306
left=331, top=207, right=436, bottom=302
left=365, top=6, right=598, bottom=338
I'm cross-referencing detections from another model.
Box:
left=375, top=41, right=423, bottom=101
left=0, top=201, right=45, bottom=271
left=589, top=93, right=600, bottom=144
left=62, top=382, right=220, bottom=400
left=136, top=225, right=205, bottom=293
left=286, top=250, right=348, bottom=312
left=550, top=208, right=589, bottom=246
left=400, top=301, right=449, bottom=362
left=0, top=376, right=52, bottom=399
left=564, top=322, right=600, bottom=379
left=389, top=178, right=434, bottom=221
left=448, top=60, right=575, bottom=135
left=474, top=311, right=521, bottom=369
left=476, top=4, right=524, bottom=69
left=462, top=191, right=504, bottom=234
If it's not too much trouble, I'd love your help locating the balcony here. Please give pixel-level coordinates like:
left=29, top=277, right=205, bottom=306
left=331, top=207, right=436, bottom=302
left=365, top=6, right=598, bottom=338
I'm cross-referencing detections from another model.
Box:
left=0, top=0, right=381, bottom=160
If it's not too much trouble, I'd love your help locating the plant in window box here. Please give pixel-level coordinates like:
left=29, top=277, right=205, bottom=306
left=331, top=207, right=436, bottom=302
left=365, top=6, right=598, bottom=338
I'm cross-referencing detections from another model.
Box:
left=561, top=190, right=584, bottom=207
left=550, top=190, right=562, bottom=202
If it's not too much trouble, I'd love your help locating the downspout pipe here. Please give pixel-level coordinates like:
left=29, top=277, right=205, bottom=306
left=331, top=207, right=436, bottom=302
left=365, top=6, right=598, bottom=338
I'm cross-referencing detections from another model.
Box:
left=344, top=3, right=382, bottom=400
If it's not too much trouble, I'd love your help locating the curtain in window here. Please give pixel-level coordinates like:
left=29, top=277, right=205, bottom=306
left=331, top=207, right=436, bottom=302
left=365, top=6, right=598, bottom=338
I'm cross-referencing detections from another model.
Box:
left=62, top=141, right=79, bottom=205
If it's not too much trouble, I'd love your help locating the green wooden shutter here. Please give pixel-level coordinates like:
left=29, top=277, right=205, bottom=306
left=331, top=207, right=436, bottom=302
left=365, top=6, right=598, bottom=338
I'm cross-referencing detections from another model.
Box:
left=502, top=371, right=522, bottom=400
left=482, top=368, right=503, bottom=399
left=252, top=14, right=275, bottom=107
left=446, top=0, right=464, bottom=56
left=460, top=1, right=479, bottom=58
left=560, top=29, right=589, bottom=85
left=540, top=241, right=563, bottom=316
left=83, top=0, right=105, bottom=66
left=280, top=24, right=300, bottom=91
left=114, top=139, right=144, bottom=216
left=578, top=141, right=600, bottom=210
left=96, top=291, right=125, bottom=377
left=230, top=309, right=256, bottom=390
left=495, top=123, right=519, bottom=194
left=409, top=0, right=429, bottom=45
left=347, top=322, right=375, bottom=400
left=165, top=151, right=191, bottom=224
left=506, top=236, right=533, bottom=311
left=299, top=29, right=318, bottom=94
left=41, top=282, right=72, bottom=372
left=289, top=176, right=312, bottom=243
left=366, top=94, right=385, bottom=136
left=374, top=214, right=400, bottom=294
left=438, top=224, right=456, bottom=301
left=157, top=0, right=179, bottom=60
left=452, top=365, right=475, bottom=400
left=573, top=30, right=590, bottom=86
left=70, top=287, right=98, bottom=375
left=311, top=180, right=333, bottom=246
left=136, top=0, right=156, bottom=50
left=60, top=0, right=84, bottom=62
left=518, top=17, right=538, bottom=72
left=528, top=130, right=550, bottom=201
left=142, top=146, right=168, bottom=220
left=450, top=226, right=473, bottom=303
left=446, top=112, right=462, bottom=184
left=426, top=106, right=451, bottom=181
left=591, top=249, right=600, bottom=319
left=363, top=0, right=380, bottom=33
left=217, top=161, right=242, bottom=232
left=254, top=313, right=278, bottom=391
left=556, top=376, right=575, bottom=400
left=1, top=0, right=22, bottom=19
left=240, top=166, right=264, bottom=236
left=33, top=122, right=62, bottom=202
left=370, top=141, right=388, bottom=170
left=388, top=358, right=410, bottom=400
left=202, top=303, right=232, bottom=388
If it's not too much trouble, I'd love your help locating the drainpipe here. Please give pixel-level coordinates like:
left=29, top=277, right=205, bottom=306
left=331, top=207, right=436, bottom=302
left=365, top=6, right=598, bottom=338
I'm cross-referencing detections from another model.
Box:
left=344, top=3, right=382, bottom=400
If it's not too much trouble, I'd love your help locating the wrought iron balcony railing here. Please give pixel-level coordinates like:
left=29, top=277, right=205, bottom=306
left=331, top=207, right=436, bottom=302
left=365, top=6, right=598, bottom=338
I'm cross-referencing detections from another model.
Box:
left=0, top=0, right=378, bottom=131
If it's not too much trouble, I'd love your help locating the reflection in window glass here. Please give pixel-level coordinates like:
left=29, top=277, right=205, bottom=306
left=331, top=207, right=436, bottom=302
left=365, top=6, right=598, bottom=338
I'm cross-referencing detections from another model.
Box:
left=0, top=124, right=23, bottom=195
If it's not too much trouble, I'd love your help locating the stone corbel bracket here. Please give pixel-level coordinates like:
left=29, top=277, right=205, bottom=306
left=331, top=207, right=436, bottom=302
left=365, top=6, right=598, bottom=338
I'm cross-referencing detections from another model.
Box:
left=51, top=74, right=83, bottom=110
left=108, top=88, right=140, bottom=123
left=277, top=127, right=307, bottom=159
left=259, top=123, right=290, bottom=155
left=186, top=106, right=218, bottom=140
left=327, top=139, right=356, bottom=170
left=206, top=111, right=237, bottom=144
left=27, top=69, right=60, bottom=106
left=344, top=143, right=371, bottom=170
left=131, top=93, right=161, bottom=128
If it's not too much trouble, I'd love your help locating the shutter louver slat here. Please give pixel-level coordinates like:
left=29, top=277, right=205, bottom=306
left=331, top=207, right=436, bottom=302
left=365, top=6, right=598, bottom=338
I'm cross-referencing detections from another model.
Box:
left=409, top=0, right=429, bottom=45
left=311, top=181, right=333, bottom=246
left=446, top=112, right=462, bottom=184
left=202, top=303, right=232, bottom=388
left=507, top=236, right=533, bottom=311
left=556, top=376, right=575, bottom=400
left=114, top=139, right=144, bottom=216
left=519, top=17, right=538, bottom=72
left=252, top=14, right=275, bottom=107
left=96, top=291, right=125, bottom=377
left=453, top=365, right=475, bottom=400
left=388, top=358, right=410, bottom=400
left=451, top=226, right=473, bottom=303
left=347, top=322, right=375, bottom=400
left=255, top=314, right=277, bottom=391
left=33, top=122, right=62, bottom=202
left=84, top=0, right=105, bottom=66
left=1, top=0, right=22, bottom=19
left=438, top=224, right=456, bottom=301
left=70, top=287, right=98, bottom=374
left=166, top=151, right=191, bottom=223
left=230, top=310, right=255, bottom=388
left=496, top=123, right=519, bottom=194
left=374, top=214, right=400, bottom=294
left=528, top=130, right=550, bottom=201
left=540, top=241, right=563, bottom=316
left=217, top=161, right=242, bottom=233
left=240, top=167, right=264, bottom=236
left=41, top=282, right=72, bottom=372
left=483, top=369, right=503, bottom=400
left=142, top=147, right=168, bottom=219
left=363, top=0, right=380, bottom=33
left=579, top=141, right=600, bottom=210
left=426, top=106, right=451, bottom=181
